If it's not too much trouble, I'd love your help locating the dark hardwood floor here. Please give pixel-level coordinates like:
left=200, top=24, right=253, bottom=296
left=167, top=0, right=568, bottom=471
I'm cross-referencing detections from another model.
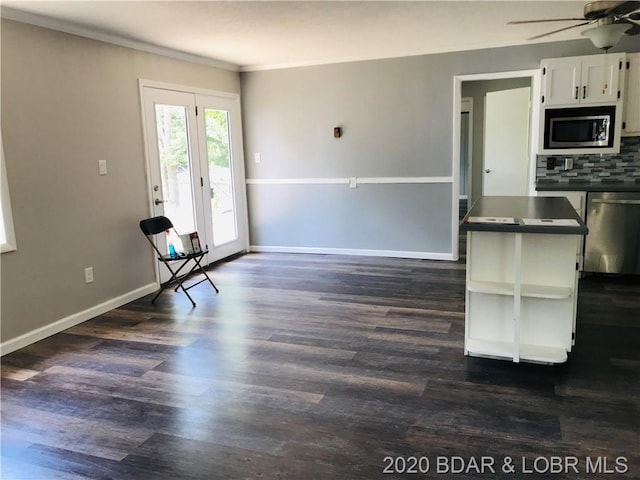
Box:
left=1, top=252, right=638, bottom=479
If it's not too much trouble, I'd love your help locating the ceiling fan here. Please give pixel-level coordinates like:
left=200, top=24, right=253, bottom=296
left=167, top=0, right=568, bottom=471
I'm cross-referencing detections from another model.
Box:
left=509, top=1, right=640, bottom=50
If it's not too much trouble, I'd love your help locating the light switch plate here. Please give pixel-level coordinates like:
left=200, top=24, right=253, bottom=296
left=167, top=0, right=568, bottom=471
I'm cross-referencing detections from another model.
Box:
left=98, top=159, right=107, bottom=175
left=563, top=158, right=573, bottom=170
left=84, top=267, right=94, bottom=284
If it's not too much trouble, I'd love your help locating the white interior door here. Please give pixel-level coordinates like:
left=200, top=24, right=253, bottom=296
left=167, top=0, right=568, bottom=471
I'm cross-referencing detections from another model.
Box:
left=483, top=87, right=531, bottom=196
left=142, top=85, right=248, bottom=282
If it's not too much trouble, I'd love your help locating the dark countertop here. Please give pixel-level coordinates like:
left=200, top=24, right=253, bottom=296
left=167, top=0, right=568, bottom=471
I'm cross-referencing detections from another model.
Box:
left=460, top=196, right=588, bottom=235
left=536, top=182, right=640, bottom=192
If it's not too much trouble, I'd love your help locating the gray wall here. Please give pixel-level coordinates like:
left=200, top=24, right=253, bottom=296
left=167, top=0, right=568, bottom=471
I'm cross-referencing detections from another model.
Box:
left=248, top=183, right=452, bottom=253
left=241, top=58, right=454, bottom=257
left=1, top=19, right=240, bottom=345
left=2, top=15, right=639, bottom=349
left=240, top=35, right=639, bottom=258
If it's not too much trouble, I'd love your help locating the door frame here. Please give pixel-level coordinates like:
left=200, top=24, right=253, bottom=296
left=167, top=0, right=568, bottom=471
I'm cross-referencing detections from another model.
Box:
left=460, top=97, right=473, bottom=201
left=138, top=79, right=250, bottom=284
left=451, top=69, right=541, bottom=261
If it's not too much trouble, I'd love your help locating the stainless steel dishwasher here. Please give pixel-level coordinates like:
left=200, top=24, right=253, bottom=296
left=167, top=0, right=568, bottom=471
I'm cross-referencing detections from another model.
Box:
left=584, top=191, right=640, bottom=275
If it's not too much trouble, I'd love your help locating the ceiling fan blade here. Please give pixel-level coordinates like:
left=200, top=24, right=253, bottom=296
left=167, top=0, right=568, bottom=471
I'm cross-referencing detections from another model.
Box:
left=527, top=22, right=592, bottom=40
left=604, top=0, right=640, bottom=16
left=628, top=11, right=640, bottom=20
left=508, top=18, right=586, bottom=24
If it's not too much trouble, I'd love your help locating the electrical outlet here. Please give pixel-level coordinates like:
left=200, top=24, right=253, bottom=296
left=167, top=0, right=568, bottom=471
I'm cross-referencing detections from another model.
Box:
left=564, top=158, right=573, bottom=170
left=84, top=267, right=94, bottom=284
left=546, top=158, right=555, bottom=170
left=254, top=153, right=261, bottom=164
left=98, top=159, right=107, bottom=175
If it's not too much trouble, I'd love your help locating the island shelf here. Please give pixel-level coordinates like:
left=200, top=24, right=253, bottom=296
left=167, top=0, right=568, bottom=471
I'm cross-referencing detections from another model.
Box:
left=460, top=196, right=587, bottom=364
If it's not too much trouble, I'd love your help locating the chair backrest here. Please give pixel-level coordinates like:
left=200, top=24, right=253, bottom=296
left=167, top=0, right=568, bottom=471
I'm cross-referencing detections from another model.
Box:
left=140, top=216, right=173, bottom=236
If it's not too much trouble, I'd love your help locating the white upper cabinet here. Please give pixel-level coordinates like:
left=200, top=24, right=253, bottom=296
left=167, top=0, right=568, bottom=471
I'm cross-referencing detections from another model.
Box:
left=622, top=52, right=640, bottom=136
left=581, top=54, right=623, bottom=104
left=541, top=53, right=625, bottom=107
left=542, top=58, right=581, bottom=105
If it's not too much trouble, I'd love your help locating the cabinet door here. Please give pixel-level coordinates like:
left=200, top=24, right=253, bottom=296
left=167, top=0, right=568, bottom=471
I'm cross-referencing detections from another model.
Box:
left=581, top=54, right=622, bottom=104
left=536, top=191, right=585, bottom=272
left=622, top=53, right=640, bottom=136
left=542, top=58, right=581, bottom=106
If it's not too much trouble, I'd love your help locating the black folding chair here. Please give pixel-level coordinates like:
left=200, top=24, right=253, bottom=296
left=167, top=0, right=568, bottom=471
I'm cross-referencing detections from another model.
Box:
left=139, top=216, right=219, bottom=307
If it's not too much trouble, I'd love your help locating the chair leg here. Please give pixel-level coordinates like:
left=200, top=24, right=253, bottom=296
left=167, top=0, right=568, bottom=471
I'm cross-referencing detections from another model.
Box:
left=175, top=256, right=219, bottom=294
left=151, top=286, right=166, bottom=305
left=191, top=257, right=219, bottom=293
left=154, top=277, right=197, bottom=307
left=152, top=254, right=218, bottom=307
left=176, top=283, right=197, bottom=308
left=152, top=266, right=180, bottom=304
left=201, top=269, right=219, bottom=293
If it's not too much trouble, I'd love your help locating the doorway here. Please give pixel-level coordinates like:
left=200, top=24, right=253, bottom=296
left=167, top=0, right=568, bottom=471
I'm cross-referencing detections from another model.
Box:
left=452, top=69, right=541, bottom=261
left=461, top=76, right=534, bottom=204
left=141, top=83, right=248, bottom=282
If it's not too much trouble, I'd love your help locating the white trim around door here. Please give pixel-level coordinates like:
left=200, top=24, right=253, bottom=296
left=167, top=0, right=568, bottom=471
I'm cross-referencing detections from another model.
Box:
left=451, top=69, right=541, bottom=261
left=138, top=80, right=249, bottom=284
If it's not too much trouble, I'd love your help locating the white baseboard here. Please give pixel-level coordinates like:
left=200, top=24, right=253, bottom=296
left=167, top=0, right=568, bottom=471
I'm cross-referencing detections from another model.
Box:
left=250, top=245, right=455, bottom=261
left=0, top=283, right=158, bottom=356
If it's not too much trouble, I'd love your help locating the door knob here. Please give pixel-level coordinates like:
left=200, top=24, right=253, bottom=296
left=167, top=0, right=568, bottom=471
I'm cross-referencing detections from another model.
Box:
left=154, top=198, right=166, bottom=205
left=485, top=169, right=491, bottom=174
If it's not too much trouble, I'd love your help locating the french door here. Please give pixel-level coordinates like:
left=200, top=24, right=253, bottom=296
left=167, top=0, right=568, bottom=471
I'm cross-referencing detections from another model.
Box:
left=141, top=85, right=248, bottom=282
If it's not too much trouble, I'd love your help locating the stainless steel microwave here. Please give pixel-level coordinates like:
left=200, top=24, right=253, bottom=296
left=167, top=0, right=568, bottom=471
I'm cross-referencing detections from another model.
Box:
left=544, top=105, right=616, bottom=149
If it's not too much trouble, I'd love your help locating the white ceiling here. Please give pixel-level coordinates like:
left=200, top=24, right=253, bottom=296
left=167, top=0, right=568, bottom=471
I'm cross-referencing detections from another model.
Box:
left=2, top=1, right=600, bottom=71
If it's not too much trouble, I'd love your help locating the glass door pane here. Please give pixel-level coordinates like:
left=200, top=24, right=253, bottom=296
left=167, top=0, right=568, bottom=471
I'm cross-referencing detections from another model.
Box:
left=155, top=104, right=196, bottom=235
left=142, top=87, right=205, bottom=284
left=204, top=108, right=238, bottom=247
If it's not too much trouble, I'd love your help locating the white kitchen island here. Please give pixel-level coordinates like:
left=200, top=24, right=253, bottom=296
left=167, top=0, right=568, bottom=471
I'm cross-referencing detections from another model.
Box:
left=460, top=196, right=588, bottom=364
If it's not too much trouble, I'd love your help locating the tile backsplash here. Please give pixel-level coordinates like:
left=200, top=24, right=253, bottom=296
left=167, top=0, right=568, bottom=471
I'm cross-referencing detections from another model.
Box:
left=536, top=136, right=640, bottom=186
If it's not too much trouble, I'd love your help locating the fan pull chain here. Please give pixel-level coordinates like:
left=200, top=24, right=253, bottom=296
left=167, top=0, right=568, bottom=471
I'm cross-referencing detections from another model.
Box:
left=603, top=50, right=608, bottom=95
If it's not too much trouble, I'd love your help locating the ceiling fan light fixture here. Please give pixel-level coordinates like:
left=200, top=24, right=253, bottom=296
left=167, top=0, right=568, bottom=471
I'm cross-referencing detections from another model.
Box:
left=581, top=22, right=632, bottom=49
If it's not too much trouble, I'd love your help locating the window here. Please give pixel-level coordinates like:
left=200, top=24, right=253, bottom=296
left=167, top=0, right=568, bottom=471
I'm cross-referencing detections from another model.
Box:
left=1, top=133, right=17, bottom=253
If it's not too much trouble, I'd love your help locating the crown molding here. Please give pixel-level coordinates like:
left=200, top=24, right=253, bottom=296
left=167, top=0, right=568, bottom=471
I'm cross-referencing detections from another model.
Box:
left=1, top=6, right=240, bottom=72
